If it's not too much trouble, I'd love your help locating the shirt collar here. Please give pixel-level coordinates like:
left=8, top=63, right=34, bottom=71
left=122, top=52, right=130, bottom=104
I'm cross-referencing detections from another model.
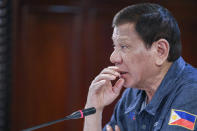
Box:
left=124, top=89, right=145, bottom=114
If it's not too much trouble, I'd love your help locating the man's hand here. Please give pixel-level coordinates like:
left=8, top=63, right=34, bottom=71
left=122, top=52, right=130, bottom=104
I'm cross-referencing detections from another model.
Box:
left=85, top=66, right=125, bottom=111
left=106, top=125, right=120, bottom=131
left=83, top=66, right=124, bottom=131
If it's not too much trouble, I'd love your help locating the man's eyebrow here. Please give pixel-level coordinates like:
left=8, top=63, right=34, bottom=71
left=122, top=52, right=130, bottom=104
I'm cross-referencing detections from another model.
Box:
left=112, top=36, right=128, bottom=41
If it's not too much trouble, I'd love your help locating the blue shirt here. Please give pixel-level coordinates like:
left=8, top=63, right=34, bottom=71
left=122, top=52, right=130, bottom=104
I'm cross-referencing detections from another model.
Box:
left=103, top=57, right=197, bottom=131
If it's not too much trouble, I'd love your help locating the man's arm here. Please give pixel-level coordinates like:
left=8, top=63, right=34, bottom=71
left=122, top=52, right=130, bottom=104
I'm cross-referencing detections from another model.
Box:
left=83, top=66, right=124, bottom=131
left=84, top=112, right=121, bottom=131
left=83, top=109, right=103, bottom=131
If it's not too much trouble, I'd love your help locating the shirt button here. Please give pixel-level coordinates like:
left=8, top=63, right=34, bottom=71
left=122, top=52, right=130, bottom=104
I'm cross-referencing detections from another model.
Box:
left=141, top=124, right=146, bottom=130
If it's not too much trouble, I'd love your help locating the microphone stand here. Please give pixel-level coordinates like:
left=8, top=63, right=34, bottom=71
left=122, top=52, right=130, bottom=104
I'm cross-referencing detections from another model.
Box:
left=22, top=107, right=96, bottom=131
left=22, top=116, right=71, bottom=131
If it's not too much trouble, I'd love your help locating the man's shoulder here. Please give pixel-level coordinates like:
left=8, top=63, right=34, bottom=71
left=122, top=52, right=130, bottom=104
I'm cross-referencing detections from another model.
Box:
left=175, top=66, right=197, bottom=99
left=171, top=78, right=197, bottom=109
left=182, top=63, right=197, bottom=81
left=175, top=63, right=197, bottom=88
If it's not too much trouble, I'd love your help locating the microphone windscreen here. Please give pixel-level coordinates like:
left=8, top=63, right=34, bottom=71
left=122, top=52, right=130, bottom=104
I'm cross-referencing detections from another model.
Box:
left=82, top=107, right=96, bottom=117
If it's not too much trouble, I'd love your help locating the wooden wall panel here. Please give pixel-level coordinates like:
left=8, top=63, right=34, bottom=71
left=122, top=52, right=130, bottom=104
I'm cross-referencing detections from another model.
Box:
left=12, top=6, right=85, bottom=131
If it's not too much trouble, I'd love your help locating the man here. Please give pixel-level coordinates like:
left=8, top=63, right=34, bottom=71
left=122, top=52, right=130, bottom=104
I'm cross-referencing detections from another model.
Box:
left=84, top=3, right=197, bottom=131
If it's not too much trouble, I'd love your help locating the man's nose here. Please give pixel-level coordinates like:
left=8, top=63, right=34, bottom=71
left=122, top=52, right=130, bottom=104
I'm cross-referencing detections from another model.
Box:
left=110, top=50, right=122, bottom=65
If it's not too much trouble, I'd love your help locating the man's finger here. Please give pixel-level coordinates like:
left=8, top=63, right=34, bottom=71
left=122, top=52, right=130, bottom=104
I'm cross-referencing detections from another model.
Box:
left=89, top=80, right=106, bottom=90
left=106, top=125, right=113, bottom=131
left=115, top=125, right=121, bottom=131
left=100, top=67, right=120, bottom=76
left=113, top=78, right=125, bottom=94
left=93, top=74, right=117, bottom=83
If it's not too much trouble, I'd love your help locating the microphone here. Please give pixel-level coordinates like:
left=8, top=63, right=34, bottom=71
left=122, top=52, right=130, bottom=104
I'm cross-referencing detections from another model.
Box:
left=22, top=107, right=96, bottom=131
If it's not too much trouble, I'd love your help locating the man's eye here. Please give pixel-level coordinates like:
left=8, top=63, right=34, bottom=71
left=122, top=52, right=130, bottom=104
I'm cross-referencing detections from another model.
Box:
left=120, top=45, right=127, bottom=49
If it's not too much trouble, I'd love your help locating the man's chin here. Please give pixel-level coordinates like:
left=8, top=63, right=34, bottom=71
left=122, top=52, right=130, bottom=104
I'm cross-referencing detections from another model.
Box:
left=123, top=82, right=131, bottom=88
left=123, top=80, right=136, bottom=88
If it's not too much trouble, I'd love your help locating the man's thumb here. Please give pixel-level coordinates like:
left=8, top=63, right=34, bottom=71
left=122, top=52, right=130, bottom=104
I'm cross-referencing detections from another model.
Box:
left=113, top=78, right=124, bottom=94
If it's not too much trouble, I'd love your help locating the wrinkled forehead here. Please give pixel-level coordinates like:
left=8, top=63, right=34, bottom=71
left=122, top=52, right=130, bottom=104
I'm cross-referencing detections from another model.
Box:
left=112, top=23, right=135, bottom=41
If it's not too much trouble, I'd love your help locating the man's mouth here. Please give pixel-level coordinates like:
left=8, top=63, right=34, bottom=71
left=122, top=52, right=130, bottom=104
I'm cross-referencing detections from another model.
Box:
left=119, top=71, right=128, bottom=75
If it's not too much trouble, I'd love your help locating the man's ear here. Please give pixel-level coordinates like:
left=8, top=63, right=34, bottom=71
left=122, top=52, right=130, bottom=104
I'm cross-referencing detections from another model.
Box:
left=152, top=39, right=170, bottom=66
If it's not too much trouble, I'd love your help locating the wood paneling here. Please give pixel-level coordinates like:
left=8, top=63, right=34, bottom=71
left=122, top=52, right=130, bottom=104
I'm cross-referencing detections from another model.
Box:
left=11, top=0, right=197, bottom=131
left=12, top=6, right=84, bottom=131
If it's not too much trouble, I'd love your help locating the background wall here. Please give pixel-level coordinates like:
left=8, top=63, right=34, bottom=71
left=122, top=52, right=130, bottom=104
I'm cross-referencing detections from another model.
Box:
left=11, top=0, right=197, bottom=131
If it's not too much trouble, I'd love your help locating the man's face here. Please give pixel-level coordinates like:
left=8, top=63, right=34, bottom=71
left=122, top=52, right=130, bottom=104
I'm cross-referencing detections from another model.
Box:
left=110, top=23, right=155, bottom=88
